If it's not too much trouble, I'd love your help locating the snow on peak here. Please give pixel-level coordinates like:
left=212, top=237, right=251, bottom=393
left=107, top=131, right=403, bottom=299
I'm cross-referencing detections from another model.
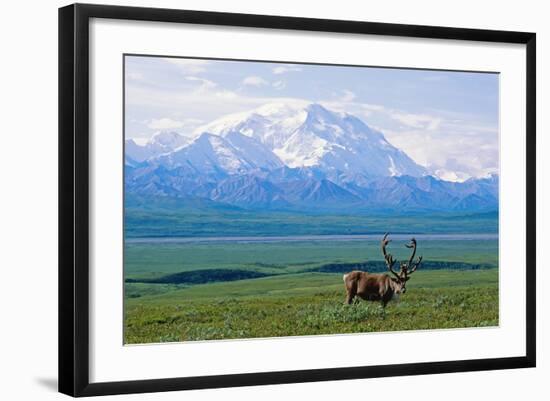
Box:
left=387, top=155, right=398, bottom=176
left=433, top=169, right=470, bottom=182
left=128, top=102, right=428, bottom=178
left=254, top=100, right=310, bottom=117
left=195, top=101, right=310, bottom=149
left=130, top=137, right=149, bottom=146
left=150, top=131, right=188, bottom=147
left=125, top=131, right=189, bottom=162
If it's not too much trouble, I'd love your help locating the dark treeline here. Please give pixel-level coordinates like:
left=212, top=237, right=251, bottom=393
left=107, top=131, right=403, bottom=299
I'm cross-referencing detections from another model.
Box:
left=310, top=260, right=495, bottom=274
left=126, top=269, right=270, bottom=285
left=126, top=261, right=496, bottom=286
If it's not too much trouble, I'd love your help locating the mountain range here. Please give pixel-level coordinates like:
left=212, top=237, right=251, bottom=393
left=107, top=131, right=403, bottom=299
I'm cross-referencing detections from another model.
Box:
left=125, top=102, right=498, bottom=213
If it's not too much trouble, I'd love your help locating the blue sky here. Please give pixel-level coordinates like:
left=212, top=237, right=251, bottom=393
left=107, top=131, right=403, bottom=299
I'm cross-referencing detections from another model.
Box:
left=125, top=55, right=499, bottom=181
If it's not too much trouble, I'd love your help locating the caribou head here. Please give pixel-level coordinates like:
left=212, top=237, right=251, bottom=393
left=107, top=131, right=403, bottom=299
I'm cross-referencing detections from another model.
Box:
left=381, top=233, right=423, bottom=294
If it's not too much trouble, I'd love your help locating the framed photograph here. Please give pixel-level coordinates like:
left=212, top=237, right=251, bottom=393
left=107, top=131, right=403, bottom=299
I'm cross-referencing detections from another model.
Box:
left=58, top=3, right=536, bottom=397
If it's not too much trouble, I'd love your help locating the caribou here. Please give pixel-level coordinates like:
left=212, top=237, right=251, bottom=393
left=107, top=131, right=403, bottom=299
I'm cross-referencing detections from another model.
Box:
left=343, top=233, right=423, bottom=307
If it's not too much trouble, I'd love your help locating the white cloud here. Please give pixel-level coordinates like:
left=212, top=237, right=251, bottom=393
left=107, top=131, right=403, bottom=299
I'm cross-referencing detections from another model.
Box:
left=362, top=103, right=386, bottom=112
left=165, top=58, right=210, bottom=73
left=376, top=119, right=498, bottom=180
left=272, top=80, right=286, bottom=90
left=185, top=76, right=217, bottom=92
left=272, top=65, right=302, bottom=75
left=147, top=118, right=185, bottom=130
left=146, top=117, right=203, bottom=130
left=340, top=90, right=356, bottom=102
left=242, top=76, right=269, bottom=86
left=390, top=112, right=442, bottom=131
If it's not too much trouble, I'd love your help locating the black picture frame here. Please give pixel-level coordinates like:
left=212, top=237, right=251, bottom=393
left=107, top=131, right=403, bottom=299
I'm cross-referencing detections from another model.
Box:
left=59, top=3, right=536, bottom=397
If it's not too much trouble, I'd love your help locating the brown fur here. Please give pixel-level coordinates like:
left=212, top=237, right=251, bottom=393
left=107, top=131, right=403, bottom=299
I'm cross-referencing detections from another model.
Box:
left=343, top=234, right=423, bottom=308
left=343, top=270, right=405, bottom=308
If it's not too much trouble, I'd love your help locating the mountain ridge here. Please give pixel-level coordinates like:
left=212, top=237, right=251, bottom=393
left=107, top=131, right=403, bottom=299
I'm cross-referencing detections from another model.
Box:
left=127, top=102, right=427, bottom=179
left=125, top=102, right=498, bottom=213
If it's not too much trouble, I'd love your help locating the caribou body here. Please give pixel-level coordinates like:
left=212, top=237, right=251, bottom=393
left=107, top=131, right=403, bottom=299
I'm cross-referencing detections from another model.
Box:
left=343, top=233, right=423, bottom=307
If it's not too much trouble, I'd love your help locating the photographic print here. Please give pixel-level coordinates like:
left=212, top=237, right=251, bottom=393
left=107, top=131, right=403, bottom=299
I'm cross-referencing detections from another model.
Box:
left=123, top=55, right=499, bottom=344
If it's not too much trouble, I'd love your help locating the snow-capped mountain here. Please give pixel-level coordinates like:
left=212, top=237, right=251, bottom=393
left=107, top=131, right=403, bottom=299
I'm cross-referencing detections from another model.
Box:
left=125, top=131, right=189, bottom=163
left=124, top=103, right=498, bottom=212
left=192, top=102, right=426, bottom=178
left=152, top=131, right=284, bottom=176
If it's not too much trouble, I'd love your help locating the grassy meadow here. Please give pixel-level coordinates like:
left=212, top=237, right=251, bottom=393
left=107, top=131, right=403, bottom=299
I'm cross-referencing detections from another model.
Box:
left=124, top=237, right=499, bottom=344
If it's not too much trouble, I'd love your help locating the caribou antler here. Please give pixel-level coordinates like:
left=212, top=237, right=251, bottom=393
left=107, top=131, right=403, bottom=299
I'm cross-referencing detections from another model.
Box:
left=405, top=238, right=417, bottom=265
left=408, top=255, right=423, bottom=274
left=381, top=233, right=400, bottom=279
left=404, top=238, right=422, bottom=275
